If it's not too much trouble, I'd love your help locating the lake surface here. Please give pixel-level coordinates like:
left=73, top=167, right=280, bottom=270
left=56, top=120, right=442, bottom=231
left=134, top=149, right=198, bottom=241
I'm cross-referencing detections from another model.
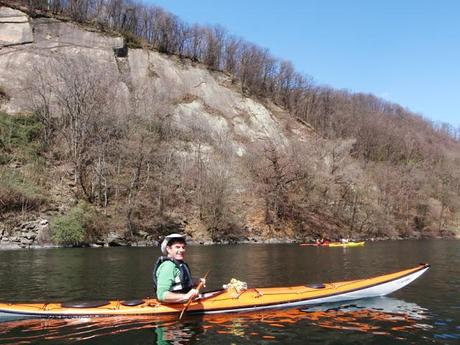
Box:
left=0, top=239, right=458, bottom=344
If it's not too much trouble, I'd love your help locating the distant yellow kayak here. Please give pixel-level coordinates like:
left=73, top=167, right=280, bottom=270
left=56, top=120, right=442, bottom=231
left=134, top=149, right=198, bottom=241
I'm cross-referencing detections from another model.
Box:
left=328, top=241, right=365, bottom=247
left=300, top=241, right=365, bottom=247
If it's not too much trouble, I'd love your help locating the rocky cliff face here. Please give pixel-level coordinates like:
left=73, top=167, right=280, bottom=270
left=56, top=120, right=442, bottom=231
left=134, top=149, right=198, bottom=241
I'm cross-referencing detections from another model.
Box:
left=0, top=6, right=309, bottom=149
left=0, top=6, right=314, bottom=247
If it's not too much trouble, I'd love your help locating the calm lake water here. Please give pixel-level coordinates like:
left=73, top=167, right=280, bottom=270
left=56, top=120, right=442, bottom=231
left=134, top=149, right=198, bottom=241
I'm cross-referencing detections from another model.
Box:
left=0, top=239, right=459, bottom=344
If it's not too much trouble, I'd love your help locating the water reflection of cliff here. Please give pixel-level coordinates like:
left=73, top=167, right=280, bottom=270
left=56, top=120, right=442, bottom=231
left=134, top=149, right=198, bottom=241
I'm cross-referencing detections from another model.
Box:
left=0, top=297, right=431, bottom=344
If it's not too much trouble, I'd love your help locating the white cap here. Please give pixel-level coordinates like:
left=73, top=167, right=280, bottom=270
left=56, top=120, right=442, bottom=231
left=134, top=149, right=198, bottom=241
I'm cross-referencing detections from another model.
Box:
left=160, top=233, right=186, bottom=255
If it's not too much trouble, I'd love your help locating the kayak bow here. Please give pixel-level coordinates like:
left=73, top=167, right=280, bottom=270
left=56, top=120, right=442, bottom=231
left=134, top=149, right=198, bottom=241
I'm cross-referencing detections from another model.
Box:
left=0, top=264, right=429, bottom=319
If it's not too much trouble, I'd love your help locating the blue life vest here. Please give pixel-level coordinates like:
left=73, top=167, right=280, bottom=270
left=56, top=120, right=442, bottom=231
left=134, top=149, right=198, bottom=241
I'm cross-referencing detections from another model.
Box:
left=152, top=256, right=193, bottom=294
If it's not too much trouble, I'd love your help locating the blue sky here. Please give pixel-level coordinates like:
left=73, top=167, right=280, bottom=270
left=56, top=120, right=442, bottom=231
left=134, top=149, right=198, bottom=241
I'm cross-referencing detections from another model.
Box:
left=147, top=0, right=459, bottom=128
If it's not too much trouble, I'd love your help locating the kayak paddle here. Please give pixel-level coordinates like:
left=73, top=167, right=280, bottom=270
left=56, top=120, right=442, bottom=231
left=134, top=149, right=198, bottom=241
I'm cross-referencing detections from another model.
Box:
left=179, top=271, right=209, bottom=320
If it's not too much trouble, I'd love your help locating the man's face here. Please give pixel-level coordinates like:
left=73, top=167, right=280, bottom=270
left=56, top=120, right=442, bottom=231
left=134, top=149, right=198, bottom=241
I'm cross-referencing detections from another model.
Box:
left=166, top=241, right=186, bottom=261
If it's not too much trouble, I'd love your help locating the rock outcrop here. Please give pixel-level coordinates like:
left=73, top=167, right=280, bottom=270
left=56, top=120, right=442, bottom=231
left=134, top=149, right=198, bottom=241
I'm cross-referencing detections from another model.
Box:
left=0, top=6, right=124, bottom=113
left=0, top=220, right=161, bottom=249
left=0, top=218, right=53, bottom=249
left=0, top=7, right=32, bottom=46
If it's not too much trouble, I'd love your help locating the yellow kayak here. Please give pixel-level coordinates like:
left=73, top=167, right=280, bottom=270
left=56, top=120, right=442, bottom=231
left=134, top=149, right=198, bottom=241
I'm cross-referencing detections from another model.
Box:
left=0, top=264, right=429, bottom=319
left=300, top=241, right=365, bottom=247
left=328, top=241, right=365, bottom=247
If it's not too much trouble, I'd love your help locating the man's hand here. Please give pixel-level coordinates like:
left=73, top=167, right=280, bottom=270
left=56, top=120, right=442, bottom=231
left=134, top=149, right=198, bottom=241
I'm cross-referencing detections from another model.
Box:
left=193, top=277, right=206, bottom=288
left=185, top=288, right=199, bottom=301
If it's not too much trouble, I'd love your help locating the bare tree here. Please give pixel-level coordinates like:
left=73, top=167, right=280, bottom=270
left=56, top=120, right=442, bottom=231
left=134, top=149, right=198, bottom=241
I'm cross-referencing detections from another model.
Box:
left=248, top=139, right=312, bottom=226
left=46, top=56, right=119, bottom=200
left=25, top=63, right=55, bottom=146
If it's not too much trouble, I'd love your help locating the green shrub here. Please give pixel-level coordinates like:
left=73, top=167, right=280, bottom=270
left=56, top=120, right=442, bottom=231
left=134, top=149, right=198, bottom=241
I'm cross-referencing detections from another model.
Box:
left=121, top=31, right=142, bottom=49
left=0, top=112, right=42, bottom=145
left=52, top=202, right=110, bottom=246
left=0, top=112, right=44, bottom=163
left=52, top=203, right=86, bottom=246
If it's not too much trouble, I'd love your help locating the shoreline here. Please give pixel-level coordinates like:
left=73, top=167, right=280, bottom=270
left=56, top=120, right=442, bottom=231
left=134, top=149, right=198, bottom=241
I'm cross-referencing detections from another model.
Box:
left=0, top=236, right=455, bottom=251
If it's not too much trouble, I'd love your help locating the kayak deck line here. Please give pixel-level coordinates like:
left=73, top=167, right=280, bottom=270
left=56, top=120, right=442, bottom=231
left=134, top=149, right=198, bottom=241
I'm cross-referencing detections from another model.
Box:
left=0, top=264, right=430, bottom=319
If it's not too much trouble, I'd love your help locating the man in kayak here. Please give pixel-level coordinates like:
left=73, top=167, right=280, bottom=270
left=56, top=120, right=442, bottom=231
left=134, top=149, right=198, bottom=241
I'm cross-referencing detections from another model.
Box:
left=153, top=233, right=206, bottom=303
left=315, top=238, right=330, bottom=246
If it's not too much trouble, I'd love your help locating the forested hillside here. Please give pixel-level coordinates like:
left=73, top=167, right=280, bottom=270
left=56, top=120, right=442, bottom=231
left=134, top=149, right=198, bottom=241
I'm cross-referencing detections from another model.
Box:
left=1, top=0, right=459, bottom=247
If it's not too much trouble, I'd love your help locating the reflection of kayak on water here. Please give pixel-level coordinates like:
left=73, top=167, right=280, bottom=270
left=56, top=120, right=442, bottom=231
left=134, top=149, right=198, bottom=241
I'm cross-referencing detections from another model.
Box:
left=0, top=296, right=431, bottom=343
left=302, top=296, right=429, bottom=320
left=300, top=241, right=365, bottom=247
left=0, top=264, right=429, bottom=319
